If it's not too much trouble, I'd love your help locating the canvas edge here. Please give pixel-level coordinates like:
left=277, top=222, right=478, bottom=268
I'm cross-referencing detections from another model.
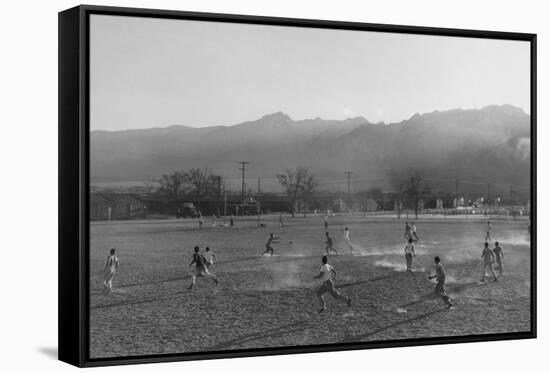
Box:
left=57, top=4, right=537, bottom=368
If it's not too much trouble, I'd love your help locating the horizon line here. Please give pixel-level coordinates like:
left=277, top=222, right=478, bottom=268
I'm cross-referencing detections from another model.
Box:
left=91, top=103, right=529, bottom=133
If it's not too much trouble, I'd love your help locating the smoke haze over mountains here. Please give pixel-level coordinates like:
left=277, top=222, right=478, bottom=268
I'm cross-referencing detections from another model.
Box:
left=91, top=105, right=530, bottom=193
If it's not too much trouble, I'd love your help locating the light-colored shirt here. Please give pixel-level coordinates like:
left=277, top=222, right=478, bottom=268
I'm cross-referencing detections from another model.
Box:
left=405, top=243, right=415, bottom=254
left=204, top=251, right=215, bottom=264
left=344, top=230, right=350, bottom=240
left=319, top=264, right=334, bottom=282
left=411, top=224, right=417, bottom=233
left=106, top=255, right=119, bottom=270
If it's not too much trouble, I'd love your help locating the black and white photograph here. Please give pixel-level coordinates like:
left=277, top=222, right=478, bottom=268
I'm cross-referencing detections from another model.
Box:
left=85, top=11, right=534, bottom=360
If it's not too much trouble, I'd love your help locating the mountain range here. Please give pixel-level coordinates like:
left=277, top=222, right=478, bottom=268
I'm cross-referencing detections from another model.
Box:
left=90, top=105, right=530, bottom=193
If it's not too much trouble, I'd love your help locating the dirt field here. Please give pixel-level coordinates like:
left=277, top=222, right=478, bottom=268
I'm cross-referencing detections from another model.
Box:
left=89, top=215, right=531, bottom=358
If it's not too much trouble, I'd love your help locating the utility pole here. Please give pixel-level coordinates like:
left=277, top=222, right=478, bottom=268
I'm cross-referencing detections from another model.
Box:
left=345, top=171, right=352, bottom=212
left=257, top=176, right=261, bottom=195
left=238, top=161, right=249, bottom=216
left=455, top=179, right=459, bottom=208
left=223, top=180, right=227, bottom=224
left=216, top=176, right=222, bottom=217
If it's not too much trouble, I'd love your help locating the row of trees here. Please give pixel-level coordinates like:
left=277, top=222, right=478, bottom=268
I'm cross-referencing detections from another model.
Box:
left=157, top=168, right=223, bottom=200
left=154, top=167, right=434, bottom=218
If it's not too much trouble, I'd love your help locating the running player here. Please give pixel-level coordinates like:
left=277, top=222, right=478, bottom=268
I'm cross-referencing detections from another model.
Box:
left=314, top=255, right=352, bottom=314
left=279, top=213, right=285, bottom=228
left=343, top=226, right=354, bottom=253
left=262, top=233, right=280, bottom=256
left=188, top=246, right=218, bottom=290
left=411, top=222, right=420, bottom=241
left=324, top=231, right=338, bottom=255
left=485, top=221, right=493, bottom=242
left=481, top=242, right=498, bottom=282
left=324, top=214, right=329, bottom=231
left=428, top=256, right=453, bottom=309
left=204, top=246, right=217, bottom=269
left=198, top=212, right=204, bottom=230
left=493, top=241, right=504, bottom=276
left=103, top=248, right=120, bottom=292
left=404, top=221, right=411, bottom=240
left=404, top=238, right=416, bottom=272
left=230, top=215, right=234, bottom=228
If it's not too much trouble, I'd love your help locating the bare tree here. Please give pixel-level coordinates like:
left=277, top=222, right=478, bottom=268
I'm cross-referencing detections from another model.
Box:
left=157, top=169, right=223, bottom=200
left=277, top=166, right=319, bottom=216
left=404, top=174, right=431, bottom=219
left=187, top=168, right=223, bottom=200
left=157, top=171, right=188, bottom=198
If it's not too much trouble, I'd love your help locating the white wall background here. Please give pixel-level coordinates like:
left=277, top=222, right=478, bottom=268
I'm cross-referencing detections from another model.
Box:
left=0, top=0, right=546, bottom=371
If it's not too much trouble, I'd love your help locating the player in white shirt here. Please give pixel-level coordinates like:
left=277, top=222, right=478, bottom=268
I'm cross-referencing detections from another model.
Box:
left=404, top=238, right=416, bottom=272
left=404, top=221, right=412, bottom=241
left=428, top=256, right=453, bottom=309
left=343, top=226, right=354, bottom=253
left=313, top=255, right=351, bottom=314
left=485, top=221, right=493, bottom=242
left=411, top=222, right=419, bottom=241
left=203, top=246, right=216, bottom=268
left=103, top=248, right=120, bottom=292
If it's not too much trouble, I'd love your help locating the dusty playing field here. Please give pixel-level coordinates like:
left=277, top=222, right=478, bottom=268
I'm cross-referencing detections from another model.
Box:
left=89, top=215, right=531, bottom=358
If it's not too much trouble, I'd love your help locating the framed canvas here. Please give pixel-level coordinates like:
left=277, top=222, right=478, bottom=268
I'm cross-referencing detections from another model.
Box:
left=58, top=4, right=537, bottom=367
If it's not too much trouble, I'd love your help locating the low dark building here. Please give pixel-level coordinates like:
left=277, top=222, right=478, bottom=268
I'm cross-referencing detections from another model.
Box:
left=90, top=193, right=147, bottom=221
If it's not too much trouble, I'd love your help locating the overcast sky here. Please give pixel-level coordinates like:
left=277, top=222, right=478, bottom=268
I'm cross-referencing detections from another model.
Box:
left=90, top=14, right=530, bottom=131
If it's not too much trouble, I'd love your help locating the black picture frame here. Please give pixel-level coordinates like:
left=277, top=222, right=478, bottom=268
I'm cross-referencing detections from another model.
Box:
left=59, top=4, right=537, bottom=368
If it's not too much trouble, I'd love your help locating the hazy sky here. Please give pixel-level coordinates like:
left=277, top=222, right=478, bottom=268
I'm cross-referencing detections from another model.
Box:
left=90, top=14, right=530, bottom=131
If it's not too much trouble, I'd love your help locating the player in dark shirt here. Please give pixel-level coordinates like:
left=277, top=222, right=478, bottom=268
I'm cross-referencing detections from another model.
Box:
left=188, top=246, right=218, bottom=290
left=481, top=242, right=498, bottom=282
left=262, top=233, right=280, bottom=256
left=493, top=241, right=504, bottom=276
left=324, top=231, right=338, bottom=256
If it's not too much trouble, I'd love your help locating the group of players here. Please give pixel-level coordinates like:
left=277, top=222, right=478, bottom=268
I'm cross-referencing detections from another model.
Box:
left=100, top=215, right=506, bottom=314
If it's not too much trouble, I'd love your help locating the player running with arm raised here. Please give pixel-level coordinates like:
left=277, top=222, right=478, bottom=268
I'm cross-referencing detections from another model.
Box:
left=262, top=233, right=280, bottom=256
left=314, top=255, right=352, bottom=314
